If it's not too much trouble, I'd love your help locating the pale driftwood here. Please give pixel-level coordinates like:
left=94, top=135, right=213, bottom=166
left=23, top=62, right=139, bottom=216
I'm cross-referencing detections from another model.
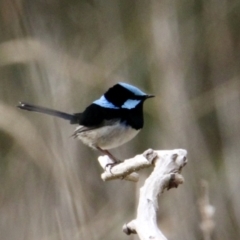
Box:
left=98, top=149, right=187, bottom=240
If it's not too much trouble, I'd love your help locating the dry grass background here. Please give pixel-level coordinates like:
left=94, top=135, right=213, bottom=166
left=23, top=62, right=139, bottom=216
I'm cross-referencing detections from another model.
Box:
left=0, top=0, right=240, bottom=239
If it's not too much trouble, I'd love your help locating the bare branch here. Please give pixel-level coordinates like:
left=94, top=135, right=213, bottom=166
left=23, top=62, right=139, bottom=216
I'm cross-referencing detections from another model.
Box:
left=98, top=149, right=188, bottom=240
left=98, top=149, right=157, bottom=182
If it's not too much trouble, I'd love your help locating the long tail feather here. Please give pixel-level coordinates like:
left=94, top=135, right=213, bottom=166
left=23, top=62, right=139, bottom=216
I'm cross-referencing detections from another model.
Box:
left=17, top=102, right=75, bottom=121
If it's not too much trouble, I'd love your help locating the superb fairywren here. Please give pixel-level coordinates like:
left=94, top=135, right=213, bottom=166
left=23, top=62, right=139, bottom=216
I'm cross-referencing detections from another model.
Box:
left=17, top=82, right=154, bottom=163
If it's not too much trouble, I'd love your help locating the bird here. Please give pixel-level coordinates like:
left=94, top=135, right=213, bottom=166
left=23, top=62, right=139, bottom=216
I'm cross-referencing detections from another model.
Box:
left=17, top=82, right=154, bottom=164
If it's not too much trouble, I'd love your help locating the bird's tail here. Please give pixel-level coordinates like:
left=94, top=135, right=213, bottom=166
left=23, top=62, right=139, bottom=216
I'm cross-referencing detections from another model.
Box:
left=17, top=102, right=80, bottom=124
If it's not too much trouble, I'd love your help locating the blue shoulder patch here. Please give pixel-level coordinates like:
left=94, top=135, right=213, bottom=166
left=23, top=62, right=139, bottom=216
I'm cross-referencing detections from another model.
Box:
left=118, top=82, right=146, bottom=96
left=93, top=96, right=119, bottom=109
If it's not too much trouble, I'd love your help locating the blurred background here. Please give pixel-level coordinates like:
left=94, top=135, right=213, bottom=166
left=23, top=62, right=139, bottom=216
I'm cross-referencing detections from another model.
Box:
left=0, top=0, right=240, bottom=239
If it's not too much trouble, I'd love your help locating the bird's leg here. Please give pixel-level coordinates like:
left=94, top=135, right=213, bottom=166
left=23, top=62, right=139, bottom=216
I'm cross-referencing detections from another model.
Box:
left=96, top=147, right=121, bottom=171
left=96, top=147, right=120, bottom=163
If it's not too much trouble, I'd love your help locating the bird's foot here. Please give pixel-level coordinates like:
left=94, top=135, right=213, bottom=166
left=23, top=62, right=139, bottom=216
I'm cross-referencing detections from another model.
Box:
left=96, top=147, right=121, bottom=173
left=105, top=160, right=121, bottom=174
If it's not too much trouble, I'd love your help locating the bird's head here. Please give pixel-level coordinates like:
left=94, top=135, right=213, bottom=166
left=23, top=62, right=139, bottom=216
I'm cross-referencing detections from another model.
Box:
left=93, top=82, right=154, bottom=109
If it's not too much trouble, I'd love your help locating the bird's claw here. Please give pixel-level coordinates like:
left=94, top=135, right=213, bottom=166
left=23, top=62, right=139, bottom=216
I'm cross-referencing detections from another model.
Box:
left=105, top=161, right=121, bottom=174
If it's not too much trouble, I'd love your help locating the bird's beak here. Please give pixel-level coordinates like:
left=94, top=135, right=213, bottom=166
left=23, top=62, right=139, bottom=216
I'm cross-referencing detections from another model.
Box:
left=146, top=94, right=155, bottom=99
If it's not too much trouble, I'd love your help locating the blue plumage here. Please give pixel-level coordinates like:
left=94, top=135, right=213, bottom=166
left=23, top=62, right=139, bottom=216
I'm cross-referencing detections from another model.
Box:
left=121, top=99, right=141, bottom=109
left=93, top=95, right=119, bottom=109
left=93, top=92, right=141, bottom=110
left=17, top=82, right=154, bottom=163
left=118, top=82, right=146, bottom=96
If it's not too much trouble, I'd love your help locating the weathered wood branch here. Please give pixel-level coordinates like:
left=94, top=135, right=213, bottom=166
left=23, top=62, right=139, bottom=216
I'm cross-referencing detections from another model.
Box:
left=98, top=148, right=188, bottom=240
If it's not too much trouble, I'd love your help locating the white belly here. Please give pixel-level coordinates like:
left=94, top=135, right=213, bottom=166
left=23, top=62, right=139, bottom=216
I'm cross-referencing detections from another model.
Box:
left=75, top=122, right=140, bottom=150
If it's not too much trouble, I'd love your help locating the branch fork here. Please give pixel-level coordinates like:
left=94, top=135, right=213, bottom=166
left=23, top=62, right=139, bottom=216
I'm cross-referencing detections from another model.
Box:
left=98, top=148, right=188, bottom=240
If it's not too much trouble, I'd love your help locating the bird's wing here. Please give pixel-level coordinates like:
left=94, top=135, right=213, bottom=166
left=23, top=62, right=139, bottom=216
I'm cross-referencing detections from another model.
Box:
left=72, top=103, right=131, bottom=139
left=79, top=103, right=122, bottom=126
left=72, top=119, right=119, bottom=138
left=71, top=125, right=98, bottom=138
